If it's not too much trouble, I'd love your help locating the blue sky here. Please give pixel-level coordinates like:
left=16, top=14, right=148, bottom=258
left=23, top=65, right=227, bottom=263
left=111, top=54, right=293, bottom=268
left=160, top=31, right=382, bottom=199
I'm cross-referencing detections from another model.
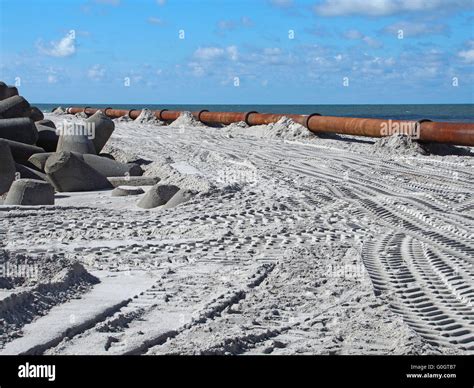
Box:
left=0, top=0, right=473, bottom=104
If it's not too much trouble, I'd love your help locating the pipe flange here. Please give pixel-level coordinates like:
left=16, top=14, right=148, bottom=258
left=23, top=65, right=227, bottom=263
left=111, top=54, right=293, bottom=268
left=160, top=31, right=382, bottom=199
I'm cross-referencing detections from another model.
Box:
left=413, top=119, right=432, bottom=139
left=102, top=107, right=113, bottom=116
left=304, top=113, right=321, bottom=128
left=128, top=109, right=139, bottom=118
left=83, top=107, right=92, bottom=116
left=244, top=111, right=258, bottom=125
left=416, top=119, right=432, bottom=125
left=197, top=109, right=209, bottom=122
left=158, top=109, right=168, bottom=120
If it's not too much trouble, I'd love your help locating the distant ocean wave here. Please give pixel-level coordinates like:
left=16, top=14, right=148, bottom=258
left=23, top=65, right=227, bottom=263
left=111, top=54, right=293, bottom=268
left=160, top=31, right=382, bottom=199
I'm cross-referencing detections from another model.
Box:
left=34, top=104, right=474, bottom=123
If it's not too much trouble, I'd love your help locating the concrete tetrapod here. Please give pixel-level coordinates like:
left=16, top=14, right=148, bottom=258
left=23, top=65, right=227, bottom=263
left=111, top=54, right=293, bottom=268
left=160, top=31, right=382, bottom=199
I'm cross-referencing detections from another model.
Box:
left=2, top=139, right=45, bottom=164
left=137, top=183, right=180, bottom=209
left=15, top=163, right=47, bottom=181
left=162, top=189, right=196, bottom=210
left=111, top=186, right=145, bottom=197
left=45, top=151, right=113, bottom=192
left=36, top=123, right=59, bottom=152
left=85, top=111, right=115, bottom=154
left=107, top=176, right=160, bottom=188
left=28, top=107, right=44, bottom=122
left=0, top=82, right=18, bottom=101
left=35, top=119, right=56, bottom=129
left=28, top=153, right=53, bottom=171
left=81, top=154, right=142, bottom=177
left=0, top=139, right=16, bottom=195
left=37, top=129, right=59, bottom=152
left=0, top=96, right=30, bottom=118
left=56, top=132, right=96, bottom=155
left=0, top=118, right=38, bottom=144
left=4, top=179, right=54, bottom=206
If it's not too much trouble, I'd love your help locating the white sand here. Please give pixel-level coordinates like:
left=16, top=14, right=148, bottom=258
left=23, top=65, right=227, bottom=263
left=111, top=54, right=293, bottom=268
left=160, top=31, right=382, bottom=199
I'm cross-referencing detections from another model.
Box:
left=0, top=112, right=473, bottom=355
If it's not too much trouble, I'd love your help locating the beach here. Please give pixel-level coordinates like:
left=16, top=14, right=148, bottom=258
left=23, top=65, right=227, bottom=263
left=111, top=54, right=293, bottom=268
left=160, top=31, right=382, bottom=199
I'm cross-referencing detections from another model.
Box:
left=1, top=111, right=472, bottom=355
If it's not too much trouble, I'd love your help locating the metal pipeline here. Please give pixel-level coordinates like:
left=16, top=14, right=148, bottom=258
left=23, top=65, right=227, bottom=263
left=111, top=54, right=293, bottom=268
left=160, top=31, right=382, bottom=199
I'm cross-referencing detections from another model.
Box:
left=64, top=106, right=474, bottom=146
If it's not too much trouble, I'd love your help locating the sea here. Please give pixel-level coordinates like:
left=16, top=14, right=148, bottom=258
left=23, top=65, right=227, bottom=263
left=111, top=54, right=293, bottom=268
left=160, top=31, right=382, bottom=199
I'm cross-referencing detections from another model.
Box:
left=34, top=104, right=474, bottom=123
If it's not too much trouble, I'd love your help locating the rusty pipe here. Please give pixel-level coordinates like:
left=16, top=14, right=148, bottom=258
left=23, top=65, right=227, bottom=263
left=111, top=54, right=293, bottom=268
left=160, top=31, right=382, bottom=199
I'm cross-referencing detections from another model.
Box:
left=64, top=106, right=474, bottom=146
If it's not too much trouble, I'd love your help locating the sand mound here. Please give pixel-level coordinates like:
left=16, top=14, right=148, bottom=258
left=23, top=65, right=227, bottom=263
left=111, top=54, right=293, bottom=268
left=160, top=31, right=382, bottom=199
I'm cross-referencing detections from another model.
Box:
left=225, top=121, right=248, bottom=130
left=260, top=116, right=312, bottom=140
left=144, top=157, right=213, bottom=193
left=75, top=112, right=88, bottom=119
left=101, top=144, right=152, bottom=166
left=114, top=115, right=133, bottom=122
left=134, top=109, right=164, bottom=125
left=224, top=117, right=312, bottom=141
left=169, top=111, right=205, bottom=128
left=373, top=134, right=428, bottom=156
left=51, top=107, right=67, bottom=115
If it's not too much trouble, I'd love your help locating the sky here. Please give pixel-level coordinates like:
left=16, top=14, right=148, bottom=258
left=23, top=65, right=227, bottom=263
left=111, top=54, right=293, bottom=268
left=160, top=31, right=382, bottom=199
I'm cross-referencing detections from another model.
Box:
left=0, top=0, right=473, bottom=104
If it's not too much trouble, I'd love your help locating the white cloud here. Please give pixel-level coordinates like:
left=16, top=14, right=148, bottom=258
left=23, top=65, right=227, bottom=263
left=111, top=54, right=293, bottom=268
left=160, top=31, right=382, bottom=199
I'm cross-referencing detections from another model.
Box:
left=47, top=75, right=58, bottom=84
left=87, top=64, right=106, bottom=80
left=148, top=17, right=164, bottom=25
left=194, top=46, right=239, bottom=61
left=37, top=33, right=76, bottom=57
left=218, top=20, right=236, bottom=31
left=344, top=29, right=363, bottom=40
left=458, top=40, right=474, bottom=63
left=459, top=49, right=474, bottom=63
left=344, top=29, right=382, bottom=48
left=315, top=0, right=472, bottom=16
left=45, top=67, right=63, bottom=84
left=188, top=62, right=205, bottom=77
left=194, top=47, right=225, bottom=61
left=363, top=36, right=383, bottom=48
left=216, top=16, right=253, bottom=33
left=227, top=46, right=239, bottom=61
left=383, top=21, right=448, bottom=37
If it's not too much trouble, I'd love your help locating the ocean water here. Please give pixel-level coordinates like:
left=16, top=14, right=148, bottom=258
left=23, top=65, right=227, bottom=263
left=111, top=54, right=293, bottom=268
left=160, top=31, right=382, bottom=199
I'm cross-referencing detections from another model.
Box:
left=34, top=104, right=474, bottom=123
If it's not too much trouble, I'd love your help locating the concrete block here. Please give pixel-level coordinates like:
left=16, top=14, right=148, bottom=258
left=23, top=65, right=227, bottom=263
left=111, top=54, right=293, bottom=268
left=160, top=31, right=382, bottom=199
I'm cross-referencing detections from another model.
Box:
left=81, top=154, right=142, bottom=177
left=4, top=179, right=54, bottom=205
left=162, top=189, right=196, bottom=210
left=0, top=82, right=18, bottom=101
left=107, top=176, right=160, bottom=188
left=0, top=118, right=38, bottom=144
left=15, top=163, right=47, bottom=181
left=0, top=139, right=16, bottom=194
left=85, top=111, right=115, bottom=153
left=137, top=183, right=180, bottom=209
left=0, top=96, right=30, bottom=118
left=28, top=153, right=53, bottom=171
left=1, top=139, right=45, bottom=164
left=111, top=186, right=145, bottom=197
left=45, top=151, right=112, bottom=192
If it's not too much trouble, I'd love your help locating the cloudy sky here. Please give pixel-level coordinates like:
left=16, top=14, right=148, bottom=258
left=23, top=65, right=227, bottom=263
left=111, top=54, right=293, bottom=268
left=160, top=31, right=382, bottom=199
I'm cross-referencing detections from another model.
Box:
left=1, top=0, right=473, bottom=104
